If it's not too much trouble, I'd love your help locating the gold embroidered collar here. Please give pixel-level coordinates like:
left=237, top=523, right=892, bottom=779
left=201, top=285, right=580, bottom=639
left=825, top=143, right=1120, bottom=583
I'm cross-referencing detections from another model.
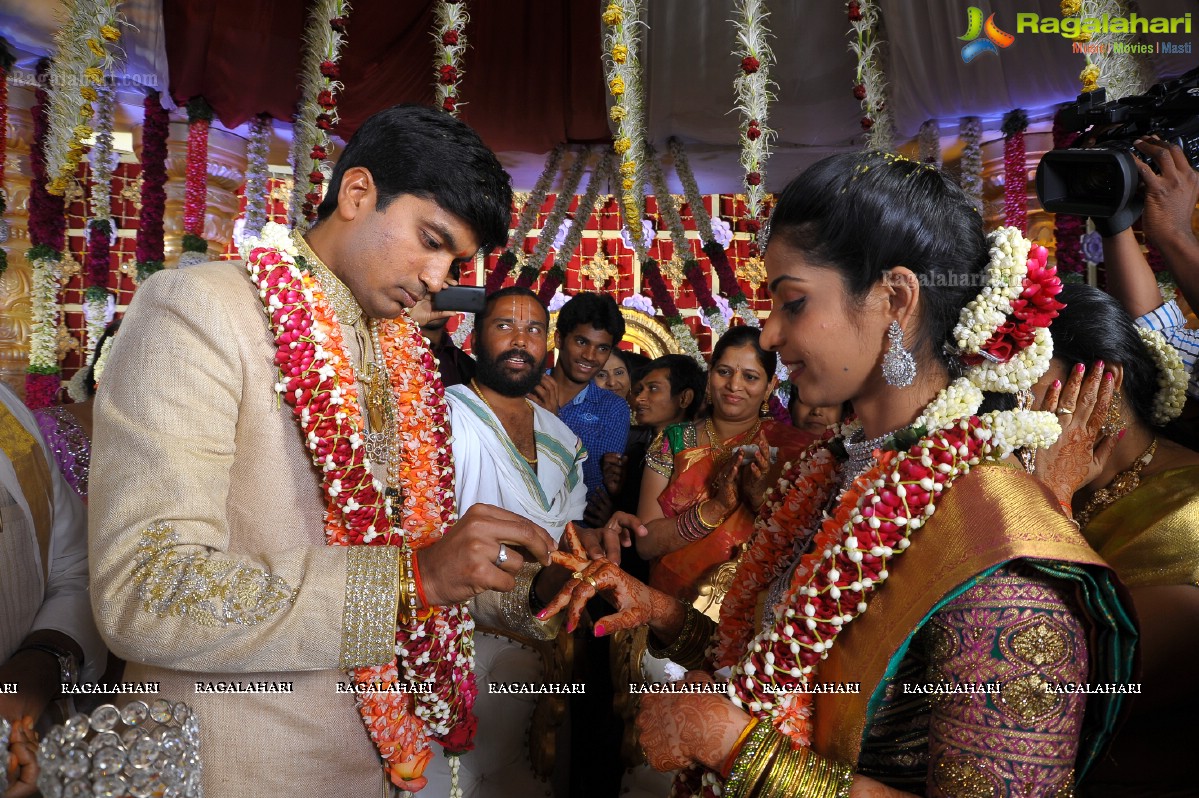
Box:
left=292, top=232, right=363, bottom=327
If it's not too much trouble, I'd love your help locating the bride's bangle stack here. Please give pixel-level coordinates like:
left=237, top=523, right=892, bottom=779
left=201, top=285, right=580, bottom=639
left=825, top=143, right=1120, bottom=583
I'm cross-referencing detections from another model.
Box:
left=724, top=723, right=852, bottom=798
left=647, top=605, right=714, bottom=670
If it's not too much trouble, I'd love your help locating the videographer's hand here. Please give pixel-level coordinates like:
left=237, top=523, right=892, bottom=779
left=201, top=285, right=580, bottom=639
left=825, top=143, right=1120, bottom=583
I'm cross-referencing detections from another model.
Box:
left=1135, top=137, right=1199, bottom=251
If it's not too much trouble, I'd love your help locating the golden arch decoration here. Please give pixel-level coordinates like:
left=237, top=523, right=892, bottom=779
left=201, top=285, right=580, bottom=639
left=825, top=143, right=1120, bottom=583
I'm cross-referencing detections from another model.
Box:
left=548, top=307, right=682, bottom=360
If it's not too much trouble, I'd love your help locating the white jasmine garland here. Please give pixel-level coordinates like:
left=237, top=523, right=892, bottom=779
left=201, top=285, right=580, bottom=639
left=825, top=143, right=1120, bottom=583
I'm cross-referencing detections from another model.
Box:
left=89, top=82, right=117, bottom=223
left=969, top=326, right=1054, bottom=394
left=978, top=409, right=1061, bottom=456
left=953, top=227, right=1031, bottom=354
left=1136, top=327, right=1188, bottom=425
left=914, top=377, right=983, bottom=433
left=28, top=254, right=64, bottom=371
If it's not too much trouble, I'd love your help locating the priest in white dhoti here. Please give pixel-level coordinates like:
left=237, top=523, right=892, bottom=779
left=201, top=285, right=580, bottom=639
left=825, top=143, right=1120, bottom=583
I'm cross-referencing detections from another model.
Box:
left=423, top=286, right=587, bottom=797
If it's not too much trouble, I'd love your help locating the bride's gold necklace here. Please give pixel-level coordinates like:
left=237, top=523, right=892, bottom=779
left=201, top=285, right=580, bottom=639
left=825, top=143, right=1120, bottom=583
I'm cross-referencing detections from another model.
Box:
left=1076, top=437, right=1157, bottom=528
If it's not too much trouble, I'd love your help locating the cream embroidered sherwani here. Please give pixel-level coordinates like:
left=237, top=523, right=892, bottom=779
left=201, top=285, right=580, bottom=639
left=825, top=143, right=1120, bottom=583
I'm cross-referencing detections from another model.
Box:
left=90, top=261, right=405, bottom=798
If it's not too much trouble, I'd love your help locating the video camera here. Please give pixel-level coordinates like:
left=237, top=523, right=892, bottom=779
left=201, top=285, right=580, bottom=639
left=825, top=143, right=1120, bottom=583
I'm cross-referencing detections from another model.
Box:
left=1035, top=66, right=1199, bottom=235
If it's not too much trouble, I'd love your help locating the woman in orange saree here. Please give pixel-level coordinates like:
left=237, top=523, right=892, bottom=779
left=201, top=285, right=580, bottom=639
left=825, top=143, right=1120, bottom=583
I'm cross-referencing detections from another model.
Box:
left=634, top=326, right=814, bottom=604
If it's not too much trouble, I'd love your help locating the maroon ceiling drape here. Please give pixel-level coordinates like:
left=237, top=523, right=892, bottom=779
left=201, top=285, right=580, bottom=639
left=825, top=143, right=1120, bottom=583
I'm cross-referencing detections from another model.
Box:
left=163, top=0, right=611, bottom=152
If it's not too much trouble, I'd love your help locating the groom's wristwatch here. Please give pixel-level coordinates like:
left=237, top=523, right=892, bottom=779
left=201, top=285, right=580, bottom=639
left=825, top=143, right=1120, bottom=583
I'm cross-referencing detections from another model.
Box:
left=14, top=643, right=80, bottom=690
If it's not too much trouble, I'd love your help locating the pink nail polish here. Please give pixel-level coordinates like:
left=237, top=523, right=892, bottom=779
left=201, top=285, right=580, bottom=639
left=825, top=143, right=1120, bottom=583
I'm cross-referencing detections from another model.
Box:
left=594, top=624, right=606, bottom=638
left=536, top=610, right=548, bottom=621
left=1052, top=379, right=1061, bottom=390
left=1104, top=372, right=1114, bottom=382
left=1075, top=363, right=1085, bottom=374
left=1096, top=360, right=1105, bottom=371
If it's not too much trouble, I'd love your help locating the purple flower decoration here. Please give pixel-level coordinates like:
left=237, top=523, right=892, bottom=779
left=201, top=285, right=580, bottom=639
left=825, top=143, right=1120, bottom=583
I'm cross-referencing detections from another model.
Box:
left=697, top=295, right=734, bottom=329
left=621, top=294, right=658, bottom=316
left=547, top=289, right=571, bottom=313
left=620, top=219, right=655, bottom=251
left=551, top=219, right=573, bottom=251
left=1081, top=231, right=1104, bottom=263
left=711, top=217, right=734, bottom=249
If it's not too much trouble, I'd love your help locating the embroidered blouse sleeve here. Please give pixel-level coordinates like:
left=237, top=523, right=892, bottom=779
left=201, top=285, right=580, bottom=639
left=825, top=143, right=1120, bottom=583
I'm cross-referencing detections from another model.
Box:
left=645, top=431, right=674, bottom=479
left=89, top=268, right=398, bottom=673
left=921, top=563, right=1088, bottom=798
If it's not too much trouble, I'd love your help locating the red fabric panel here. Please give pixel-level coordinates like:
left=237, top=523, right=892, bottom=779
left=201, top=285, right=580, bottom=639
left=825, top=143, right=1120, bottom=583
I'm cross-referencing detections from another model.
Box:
left=164, top=0, right=307, bottom=127
left=162, top=0, right=610, bottom=151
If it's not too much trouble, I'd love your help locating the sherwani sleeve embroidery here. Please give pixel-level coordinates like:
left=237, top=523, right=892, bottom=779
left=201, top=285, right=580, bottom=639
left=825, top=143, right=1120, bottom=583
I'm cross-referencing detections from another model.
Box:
left=134, top=521, right=298, bottom=627
left=923, top=563, right=1088, bottom=798
left=339, top=545, right=401, bottom=667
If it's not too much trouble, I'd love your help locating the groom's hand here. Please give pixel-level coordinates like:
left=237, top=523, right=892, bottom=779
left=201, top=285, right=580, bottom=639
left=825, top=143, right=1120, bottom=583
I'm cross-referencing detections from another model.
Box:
left=415, top=503, right=555, bottom=606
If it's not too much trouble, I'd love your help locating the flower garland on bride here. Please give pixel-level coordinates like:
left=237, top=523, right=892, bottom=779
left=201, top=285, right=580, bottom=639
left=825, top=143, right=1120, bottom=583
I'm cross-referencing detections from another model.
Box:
left=680, top=226, right=1065, bottom=797
left=241, top=223, right=475, bottom=792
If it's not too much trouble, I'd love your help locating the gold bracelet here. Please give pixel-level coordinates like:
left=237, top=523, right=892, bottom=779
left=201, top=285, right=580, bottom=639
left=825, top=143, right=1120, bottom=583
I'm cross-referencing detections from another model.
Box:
left=739, top=728, right=786, bottom=798
left=724, top=720, right=771, bottom=797
left=398, top=547, right=419, bottom=622
left=647, top=606, right=715, bottom=670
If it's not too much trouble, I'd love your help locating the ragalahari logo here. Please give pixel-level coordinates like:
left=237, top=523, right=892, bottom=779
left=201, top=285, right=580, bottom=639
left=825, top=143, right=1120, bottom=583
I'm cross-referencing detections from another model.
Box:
left=959, top=7, right=1015, bottom=62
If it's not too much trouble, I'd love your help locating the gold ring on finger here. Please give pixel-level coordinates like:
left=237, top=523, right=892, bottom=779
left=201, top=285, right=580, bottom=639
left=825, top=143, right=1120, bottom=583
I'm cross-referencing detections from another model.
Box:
left=572, top=571, right=586, bottom=581
left=582, top=575, right=599, bottom=588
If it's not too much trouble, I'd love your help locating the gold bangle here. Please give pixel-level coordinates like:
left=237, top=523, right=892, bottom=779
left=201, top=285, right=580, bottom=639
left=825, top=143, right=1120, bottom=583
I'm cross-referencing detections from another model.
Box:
left=647, top=606, right=715, bottom=670
left=697, top=500, right=727, bottom=529
left=397, top=547, right=419, bottom=622
left=721, top=718, right=760, bottom=778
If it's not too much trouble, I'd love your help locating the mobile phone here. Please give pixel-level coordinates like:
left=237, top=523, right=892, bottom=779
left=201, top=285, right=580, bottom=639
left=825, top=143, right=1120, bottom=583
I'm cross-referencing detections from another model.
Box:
left=432, top=285, right=487, bottom=313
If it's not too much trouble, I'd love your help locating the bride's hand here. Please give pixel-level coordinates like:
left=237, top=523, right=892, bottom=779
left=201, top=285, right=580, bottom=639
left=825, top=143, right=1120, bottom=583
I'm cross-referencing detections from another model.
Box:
left=636, top=672, right=751, bottom=773
left=538, top=524, right=669, bottom=636
left=1035, top=361, right=1121, bottom=510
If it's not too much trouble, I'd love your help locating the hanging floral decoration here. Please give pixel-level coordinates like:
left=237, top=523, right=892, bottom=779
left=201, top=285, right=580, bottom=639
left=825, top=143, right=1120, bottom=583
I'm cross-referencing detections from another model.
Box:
left=516, top=148, right=590, bottom=289
left=291, top=0, right=352, bottom=227
left=1074, top=0, right=1150, bottom=100
left=83, top=80, right=117, bottom=366
left=670, top=138, right=760, bottom=329
left=959, top=116, right=983, bottom=213
left=0, top=42, right=13, bottom=277
left=847, top=0, right=892, bottom=151
left=26, top=68, right=68, bottom=408
left=642, top=258, right=705, bottom=365
left=485, top=144, right=564, bottom=292
left=180, top=97, right=213, bottom=265
left=1050, top=108, right=1085, bottom=280
left=917, top=119, right=941, bottom=167
left=1001, top=109, right=1028, bottom=233
left=536, top=150, right=615, bottom=303
left=433, top=2, right=469, bottom=115
left=732, top=0, right=776, bottom=225
left=243, top=115, right=272, bottom=239
left=646, top=149, right=728, bottom=339
left=602, top=0, right=648, bottom=242
left=134, top=91, right=169, bottom=282
left=42, top=0, right=124, bottom=196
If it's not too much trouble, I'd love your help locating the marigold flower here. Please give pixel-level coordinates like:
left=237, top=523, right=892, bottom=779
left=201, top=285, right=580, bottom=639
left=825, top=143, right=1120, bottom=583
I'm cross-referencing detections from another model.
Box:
left=87, top=38, right=106, bottom=58
left=614, top=137, right=632, bottom=155
left=609, top=105, right=627, bottom=122
left=100, top=24, right=120, bottom=41
left=612, top=44, right=628, bottom=63
left=1080, top=64, right=1100, bottom=92
left=608, top=76, right=625, bottom=97
left=602, top=3, right=623, bottom=26
left=81, top=85, right=98, bottom=102
left=1073, top=30, right=1092, bottom=42
left=620, top=160, right=637, bottom=177
left=622, top=177, right=634, bottom=192
left=73, top=124, right=93, bottom=141
left=1060, top=0, right=1081, bottom=15
left=84, top=67, right=104, bottom=84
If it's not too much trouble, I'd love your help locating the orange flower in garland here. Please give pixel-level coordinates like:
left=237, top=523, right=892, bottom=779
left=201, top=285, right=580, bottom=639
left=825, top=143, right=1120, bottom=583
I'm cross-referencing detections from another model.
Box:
left=245, top=223, right=474, bottom=790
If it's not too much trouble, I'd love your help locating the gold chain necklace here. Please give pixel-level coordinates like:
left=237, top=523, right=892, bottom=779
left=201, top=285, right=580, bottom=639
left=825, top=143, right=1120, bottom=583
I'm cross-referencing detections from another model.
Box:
left=471, top=379, right=537, bottom=465
left=705, top=415, right=762, bottom=464
left=1076, top=437, right=1157, bottom=528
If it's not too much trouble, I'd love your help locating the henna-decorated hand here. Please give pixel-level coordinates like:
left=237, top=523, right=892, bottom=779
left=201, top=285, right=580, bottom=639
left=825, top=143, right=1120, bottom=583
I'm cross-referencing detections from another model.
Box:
left=540, top=523, right=674, bottom=636
left=636, top=671, right=750, bottom=773
left=705, top=450, right=745, bottom=520
left=1035, top=361, right=1121, bottom=510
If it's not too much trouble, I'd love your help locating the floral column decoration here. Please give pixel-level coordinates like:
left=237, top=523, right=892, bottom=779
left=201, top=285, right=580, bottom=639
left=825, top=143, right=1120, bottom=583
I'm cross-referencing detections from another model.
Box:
left=1050, top=108, right=1085, bottom=281
left=433, top=2, right=468, bottom=115
left=243, top=115, right=272, bottom=239
left=733, top=0, right=776, bottom=233
left=847, top=0, right=892, bottom=151
left=43, top=0, right=123, bottom=195
left=1072, top=0, right=1150, bottom=101
left=516, top=149, right=590, bottom=289
left=646, top=150, right=730, bottom=338
left=537, top=150, right=614, bottom=303
left=0, top=42, right=12, bottom=277
left=1001, top=109, right=1028, bottom=233
left=83, top=81, right=118, bottom=369
left=959, top=116, right=983, bottom=213
left=179, top=97, right=213, bottom=267
left=25, top=67, right=68, bottom=408
left=602, top=0, right=647, bottom=240
left=484, top=145, right=565, bottom=293
left=671, top=138, right=758, bottom=329
left=290, top=0, right=352, bottom=228
left=134, top=91, right=170, bottom=282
